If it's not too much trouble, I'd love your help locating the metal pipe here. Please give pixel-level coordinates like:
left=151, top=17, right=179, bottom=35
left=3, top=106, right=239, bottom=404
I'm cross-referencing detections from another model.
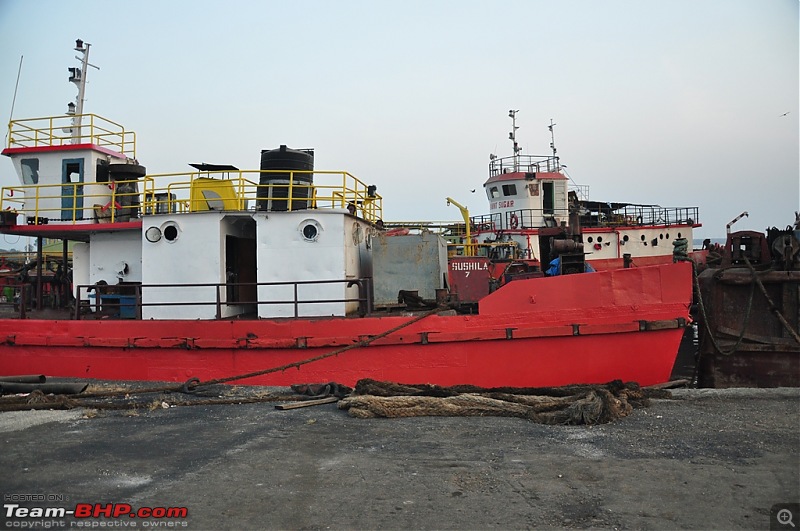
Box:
left=0, top=382, right=88, bottom=395
left=726, top=211, right=749, bottom=234
left=36, top=236, right=42, bottom=310
left=0, top=375, right=45, bottom=383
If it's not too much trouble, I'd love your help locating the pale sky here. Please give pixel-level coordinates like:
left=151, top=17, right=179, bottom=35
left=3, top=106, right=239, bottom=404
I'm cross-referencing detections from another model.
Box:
left=0, top=0, right=797, bottom=240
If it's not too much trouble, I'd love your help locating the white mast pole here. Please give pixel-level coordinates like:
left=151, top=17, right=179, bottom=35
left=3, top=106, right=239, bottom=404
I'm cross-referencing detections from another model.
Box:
left=70, top=39, right=98, bottom=143
left=508, top=109, right=520, bottom=172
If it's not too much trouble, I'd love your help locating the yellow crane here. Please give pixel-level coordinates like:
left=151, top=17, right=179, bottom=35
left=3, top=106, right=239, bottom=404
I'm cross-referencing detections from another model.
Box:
left=446, top=197, right=474, bottom=256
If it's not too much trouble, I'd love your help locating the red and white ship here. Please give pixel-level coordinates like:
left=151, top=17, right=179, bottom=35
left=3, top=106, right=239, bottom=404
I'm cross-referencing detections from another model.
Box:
left=0, top=41, right=695, bottom=388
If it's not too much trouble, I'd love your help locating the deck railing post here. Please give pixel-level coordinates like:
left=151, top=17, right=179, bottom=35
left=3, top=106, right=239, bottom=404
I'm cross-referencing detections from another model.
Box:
left=74, top=285, right=81, bottom=320
left=216, top=284, right=222, bottom=320
left=135, top=284, right=142, bottom=320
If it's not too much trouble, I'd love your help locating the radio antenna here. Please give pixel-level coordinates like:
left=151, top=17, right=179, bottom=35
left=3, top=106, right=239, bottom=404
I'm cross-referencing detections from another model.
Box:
left=6, top=55, right=24, bottom=143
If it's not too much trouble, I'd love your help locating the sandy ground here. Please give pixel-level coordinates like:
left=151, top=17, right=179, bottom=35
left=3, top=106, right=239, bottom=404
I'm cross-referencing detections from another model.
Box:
left=1, top=386, right=798, bottom=530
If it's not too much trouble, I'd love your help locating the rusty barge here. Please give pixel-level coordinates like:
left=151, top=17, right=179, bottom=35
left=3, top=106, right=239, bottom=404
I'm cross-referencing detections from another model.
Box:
left=696, top=215, right=800, bottom=387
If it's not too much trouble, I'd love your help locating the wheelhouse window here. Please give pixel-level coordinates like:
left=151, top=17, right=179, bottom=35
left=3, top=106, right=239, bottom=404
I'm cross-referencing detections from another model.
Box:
left=21, top=159, right=39, bottom=184
left=488, top=186, right=500, bottom=199
left=502, top=184, right=517, bottom=196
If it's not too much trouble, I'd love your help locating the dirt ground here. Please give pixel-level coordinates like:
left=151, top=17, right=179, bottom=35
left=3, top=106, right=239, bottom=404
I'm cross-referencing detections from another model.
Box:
left=1, top=386, right=798, bottom=530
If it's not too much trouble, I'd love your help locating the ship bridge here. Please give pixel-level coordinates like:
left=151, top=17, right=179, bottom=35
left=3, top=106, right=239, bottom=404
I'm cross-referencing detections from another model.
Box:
left=482, top=154, right=569, bottom=230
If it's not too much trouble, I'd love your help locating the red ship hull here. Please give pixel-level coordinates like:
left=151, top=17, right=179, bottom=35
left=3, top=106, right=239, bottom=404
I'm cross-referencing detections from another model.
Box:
left=0, top=262, right=692, bottom=387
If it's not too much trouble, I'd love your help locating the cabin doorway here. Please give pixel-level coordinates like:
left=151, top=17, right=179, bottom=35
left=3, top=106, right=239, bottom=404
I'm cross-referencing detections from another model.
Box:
left=542, top=181, right=554, bottom=215
left=225, top=233, right=257, bottom=313
left=61, top=159, right=84, bottom=221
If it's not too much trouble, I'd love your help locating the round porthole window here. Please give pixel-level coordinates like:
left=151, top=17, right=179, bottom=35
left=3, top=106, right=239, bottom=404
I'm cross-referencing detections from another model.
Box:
left=303, top=224, right=318, bottom=240
left=145, top=226, right=162, bottom=243
left=163, top=223, right=180, bottom=242
left=299, top=219, right=322, bottom=242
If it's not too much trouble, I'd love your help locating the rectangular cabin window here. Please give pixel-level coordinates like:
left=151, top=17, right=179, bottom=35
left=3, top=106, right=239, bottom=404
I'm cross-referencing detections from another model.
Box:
left=543, top=181, right=554, bottom=214
left=502, top=184, right=517, bottom=197
left=488, top=186, right=500, bottom=199
left=21, top=159, right=39, bottom=184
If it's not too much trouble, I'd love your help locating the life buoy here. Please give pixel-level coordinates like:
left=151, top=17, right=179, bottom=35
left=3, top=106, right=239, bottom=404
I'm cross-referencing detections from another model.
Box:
left=509, top=213, right=519, bottom=230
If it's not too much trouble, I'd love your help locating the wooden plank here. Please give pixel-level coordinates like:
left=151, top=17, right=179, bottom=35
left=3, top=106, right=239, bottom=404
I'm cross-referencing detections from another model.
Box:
left=275, top=396, right=339, bottom=410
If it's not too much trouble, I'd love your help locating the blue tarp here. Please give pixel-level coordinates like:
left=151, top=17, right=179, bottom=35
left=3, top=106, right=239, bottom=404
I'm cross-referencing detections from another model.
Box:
left=547, top=257, right=595, bottom=276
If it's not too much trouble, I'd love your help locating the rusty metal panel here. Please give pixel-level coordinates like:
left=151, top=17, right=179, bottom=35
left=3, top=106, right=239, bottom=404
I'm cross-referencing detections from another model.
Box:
left=697, top=268, right=800, bottom=387
left=371, top=232, right=448, bottom=307
left=449, top=257, right=492, bottom=304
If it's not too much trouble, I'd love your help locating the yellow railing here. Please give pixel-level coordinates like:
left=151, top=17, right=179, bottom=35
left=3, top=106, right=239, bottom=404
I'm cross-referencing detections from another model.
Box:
left=6, top=114, right=136, bottom=158
left=0, top=177, right=156, bottom=223
left=154, top=169, right=383, bottom=222
left=1, top=170, right=383, bottom=224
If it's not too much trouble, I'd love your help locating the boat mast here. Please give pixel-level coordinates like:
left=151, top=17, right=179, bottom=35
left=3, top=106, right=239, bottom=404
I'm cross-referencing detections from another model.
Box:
left=68, top=39, right=97, bottom=143
left=548, top=118, right=560, bottom=170
left=508, top=109, right=520, bottom=172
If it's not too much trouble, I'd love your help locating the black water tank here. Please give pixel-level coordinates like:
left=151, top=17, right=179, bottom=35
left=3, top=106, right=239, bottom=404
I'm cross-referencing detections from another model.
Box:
left=108, top=163, right=146, bottom=221
left=257, top=145, right=314, bottom=211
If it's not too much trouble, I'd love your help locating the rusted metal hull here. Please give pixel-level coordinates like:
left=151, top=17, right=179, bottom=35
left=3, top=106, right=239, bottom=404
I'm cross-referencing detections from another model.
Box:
left=697, top=268, right=800, bottom=387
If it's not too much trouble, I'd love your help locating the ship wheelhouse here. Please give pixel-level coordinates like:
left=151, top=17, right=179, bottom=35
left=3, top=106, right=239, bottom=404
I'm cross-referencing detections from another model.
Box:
left=483, top=161, right=569, bottom=231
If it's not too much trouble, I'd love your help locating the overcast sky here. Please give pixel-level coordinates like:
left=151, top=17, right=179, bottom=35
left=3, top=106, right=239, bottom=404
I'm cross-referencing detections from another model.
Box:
left=0, top=0, right=797, bottom=240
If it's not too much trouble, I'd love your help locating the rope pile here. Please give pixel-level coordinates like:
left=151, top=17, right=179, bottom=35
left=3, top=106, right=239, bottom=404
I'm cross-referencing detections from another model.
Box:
left=338, top=379, right=669, bottom=425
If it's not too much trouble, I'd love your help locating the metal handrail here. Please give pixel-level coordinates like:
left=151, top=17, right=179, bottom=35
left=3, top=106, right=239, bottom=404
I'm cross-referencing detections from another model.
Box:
left=6, top=113, right=136, bottom=157
left=74, top=277, right=374, bottom=320
left=489, top=154, right=561, bottom=176
left=469, top=206, right=699, bottom=231
left=2, top=170, right=384, bottom=224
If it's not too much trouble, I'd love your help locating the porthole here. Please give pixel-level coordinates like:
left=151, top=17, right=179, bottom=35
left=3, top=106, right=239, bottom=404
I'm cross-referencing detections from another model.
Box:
left=299, top=219, right=322, bottom=242
left=677, top=232, right=682, bottom=238
left=659, top=233, right=664, bottom=240
left=597, top=236, right=603, bottom=243
left=145, top=226, right=162, bottom=243
left=303, top=224, right=318, bottom=240
left=641, top=235, right=646, bottom=241
left=623, top=235, right=629, bottom=242
left=666, top=233, right=670, bottom=239
left=587, top=236, right=593, bottom=243
left=163, top=222, right=180, bottom=242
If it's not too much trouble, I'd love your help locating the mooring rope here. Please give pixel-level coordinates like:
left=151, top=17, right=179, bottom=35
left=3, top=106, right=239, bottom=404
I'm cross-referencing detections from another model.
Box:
left=692, top=261, right=758, bottom=357
left=194, top=307, right=441, bottom=388
left=742, top=256, right=800, bottom=344
left=691, top=255, right=800, bottom=385
left=70, top=306, right=442, bottom=399
left=337, top=380, right=665, bottom=425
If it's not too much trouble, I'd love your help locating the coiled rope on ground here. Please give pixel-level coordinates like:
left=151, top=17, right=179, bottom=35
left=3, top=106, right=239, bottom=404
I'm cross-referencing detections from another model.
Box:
left=338, top=379, right=669, bottom=425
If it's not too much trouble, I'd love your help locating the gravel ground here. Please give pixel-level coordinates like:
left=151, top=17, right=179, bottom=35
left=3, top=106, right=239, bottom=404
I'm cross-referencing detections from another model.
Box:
left=1, top=384, right=798, bottom=530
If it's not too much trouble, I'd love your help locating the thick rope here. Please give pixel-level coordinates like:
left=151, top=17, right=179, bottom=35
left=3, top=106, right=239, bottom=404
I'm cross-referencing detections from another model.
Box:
left=693, top=261, right=758, bottom=356
left=743, top=256, right=800, bottom=343
left=338, top=380, right=655, bottom=425
left=195, top=307, right=441, bottom=388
